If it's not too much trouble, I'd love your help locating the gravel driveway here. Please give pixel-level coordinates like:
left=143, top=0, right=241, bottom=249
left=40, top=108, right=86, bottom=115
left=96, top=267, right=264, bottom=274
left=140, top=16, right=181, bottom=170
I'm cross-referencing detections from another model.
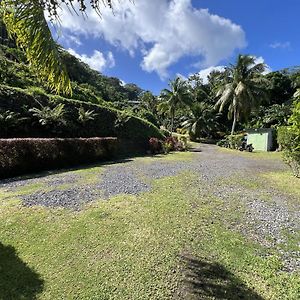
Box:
left=0, top=144, right=299, bottom=271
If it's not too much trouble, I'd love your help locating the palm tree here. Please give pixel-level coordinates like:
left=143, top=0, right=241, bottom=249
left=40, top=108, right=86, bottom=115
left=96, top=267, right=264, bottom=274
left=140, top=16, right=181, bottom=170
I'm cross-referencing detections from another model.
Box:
left=182, top=102, right=220, bottom=139
left=0, top=0, right=118, bottom=94
left=158, top=77, right=191, bottom=134
left=215, top=55, right=269, bottom=135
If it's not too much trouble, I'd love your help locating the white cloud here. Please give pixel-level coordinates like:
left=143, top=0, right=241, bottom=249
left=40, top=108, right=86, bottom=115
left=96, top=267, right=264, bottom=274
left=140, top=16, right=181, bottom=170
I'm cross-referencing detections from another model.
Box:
left=270, top=41, right=291, bottom=49
left=192, top=66, right=226, bottom=84
left=252, top=56, right=272, bottom=74
left=60, top=34, right=82, bottom=47
left=192, top=56, right=271, bottom=84
left=57, top=0, right=246, bottom=79
left=68, top=35, right=82, bottom=46
left=67, top=48, right=115, bottom=72
left=120, top=79, right=126, bottom=86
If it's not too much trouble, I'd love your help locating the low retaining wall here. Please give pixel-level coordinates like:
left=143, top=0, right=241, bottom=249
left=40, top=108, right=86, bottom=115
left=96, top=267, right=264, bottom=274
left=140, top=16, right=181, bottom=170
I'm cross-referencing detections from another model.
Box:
left=0, top=137, right=118, bottom=179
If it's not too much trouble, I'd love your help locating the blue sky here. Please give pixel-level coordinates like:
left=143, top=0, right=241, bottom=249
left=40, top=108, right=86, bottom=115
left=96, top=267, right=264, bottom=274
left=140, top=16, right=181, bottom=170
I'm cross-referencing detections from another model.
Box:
left=56, top=0, right=300, bottom=95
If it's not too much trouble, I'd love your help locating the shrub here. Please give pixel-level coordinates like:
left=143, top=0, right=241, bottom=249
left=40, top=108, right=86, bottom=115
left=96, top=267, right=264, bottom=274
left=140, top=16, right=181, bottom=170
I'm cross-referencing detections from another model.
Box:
left=29, top=103, right=66, bottom=126
left=178, top=136, right=188, bottom=149
left=216, top=139, right=228, bottom=148
left=77, top=107, right=97, bottom=124
left=162, top=140, right=173, bottom=154
left=164, top=136, right=177, bottom=150
left=149, top=136, right=186, bottom=155
left=217, top=133, right=245, bottom=149
left=149, top=137, right=162, bottom=154
left=277, top=127, right=300, bottom=177
left=0, top=137, right=118, bottom=179
left=164, top=136, right=186, bottom=152
left=277, top=100, right=300, bottom=177
left=0, top=109, right=27, bottom=137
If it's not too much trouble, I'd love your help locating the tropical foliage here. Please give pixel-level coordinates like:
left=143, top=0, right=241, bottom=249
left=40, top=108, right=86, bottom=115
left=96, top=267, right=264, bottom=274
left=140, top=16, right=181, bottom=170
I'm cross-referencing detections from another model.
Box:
left=0, top=0, right=125, bottom=94
left=158, top=77, right=191, bottom=133
left=29, top=103, right=66, bottom=126
left=182, top=103, right=220, bottom=140
left=277, top=99, right=300, bottom=177
left=1, top=17, right=300, bottom=158
left=78, top=107, right=98, bottom=124
left=1, top=0, right=71, bottom=93
left=215, top=55, right=269, bottom=134
left=248, top=103, right=292, bottom=129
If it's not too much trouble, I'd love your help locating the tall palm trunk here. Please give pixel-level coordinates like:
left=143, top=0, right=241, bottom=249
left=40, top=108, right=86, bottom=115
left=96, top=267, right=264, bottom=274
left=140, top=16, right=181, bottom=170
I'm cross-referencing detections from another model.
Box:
left=231, top=109, right=237, bottom=135
left=170, top=107, right=175, bottom=135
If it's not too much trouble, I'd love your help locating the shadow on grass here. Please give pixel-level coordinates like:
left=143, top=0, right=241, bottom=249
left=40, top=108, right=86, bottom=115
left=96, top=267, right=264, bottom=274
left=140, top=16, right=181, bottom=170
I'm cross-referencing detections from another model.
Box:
left=180, top=255, right=264, bottom=300
left=0, top=243, right=44, bottom=300
left=0, top=158, right=134, bottom=185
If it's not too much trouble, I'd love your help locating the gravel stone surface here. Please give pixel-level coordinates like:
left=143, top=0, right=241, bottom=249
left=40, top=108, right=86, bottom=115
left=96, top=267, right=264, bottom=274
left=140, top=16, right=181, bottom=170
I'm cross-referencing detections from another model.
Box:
left=96, top=168, right=151, bottom=198
left=22, top=186, right=102, bottom=210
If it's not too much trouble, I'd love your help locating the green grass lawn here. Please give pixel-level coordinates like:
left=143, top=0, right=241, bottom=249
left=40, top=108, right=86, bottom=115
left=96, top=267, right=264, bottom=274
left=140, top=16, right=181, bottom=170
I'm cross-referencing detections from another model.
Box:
left=218, top=146, right=283, bottom=160
left=0, top=153, right=299, bottom=299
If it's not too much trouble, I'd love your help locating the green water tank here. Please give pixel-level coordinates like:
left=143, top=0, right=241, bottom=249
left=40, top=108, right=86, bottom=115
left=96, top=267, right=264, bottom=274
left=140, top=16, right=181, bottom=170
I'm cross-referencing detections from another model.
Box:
left=246, top=128, right=273, bottom=151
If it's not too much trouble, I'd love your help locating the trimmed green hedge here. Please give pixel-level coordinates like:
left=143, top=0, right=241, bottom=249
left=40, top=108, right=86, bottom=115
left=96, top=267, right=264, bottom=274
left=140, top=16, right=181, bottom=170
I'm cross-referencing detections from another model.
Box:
left=0, top=138, right=118, bottom=179
left=0, top=85, right=163, bottom=140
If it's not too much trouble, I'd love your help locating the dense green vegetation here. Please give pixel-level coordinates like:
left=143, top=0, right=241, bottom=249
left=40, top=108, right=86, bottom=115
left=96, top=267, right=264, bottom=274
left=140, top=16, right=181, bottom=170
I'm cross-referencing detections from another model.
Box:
left=277, top=100, right=300, bottom=177
left=0, top=85, right=162, bottom=140
left=1, top=18, right=299, bottom=175
left=0, top=1, right=125, bottom=93
left=0, top=22, right=162, bottom=142
left=1, top=19, right=299, bottom=138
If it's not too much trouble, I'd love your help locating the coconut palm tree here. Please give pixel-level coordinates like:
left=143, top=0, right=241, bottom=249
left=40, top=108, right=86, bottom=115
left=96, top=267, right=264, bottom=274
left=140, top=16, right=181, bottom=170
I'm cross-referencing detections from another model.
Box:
left=158, top=77, right=191, bottom=134
left=182, top=102, right=221, bottom=139
left=0, top=0, right=117, bottom=94
left=215, top=55, right=269, bottom=135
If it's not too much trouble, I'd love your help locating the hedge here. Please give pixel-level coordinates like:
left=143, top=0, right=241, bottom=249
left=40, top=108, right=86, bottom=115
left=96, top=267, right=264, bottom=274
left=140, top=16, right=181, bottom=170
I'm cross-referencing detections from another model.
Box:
left=0, top=138, right=118, bottom=179
left=0, top=85, right=163, bottom=140
left=277, top=100, right=300, bottom=177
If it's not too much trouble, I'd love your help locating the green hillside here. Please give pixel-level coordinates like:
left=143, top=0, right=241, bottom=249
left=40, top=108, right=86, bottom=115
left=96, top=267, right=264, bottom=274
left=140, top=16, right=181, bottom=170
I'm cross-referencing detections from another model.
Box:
left=0, top=21, right=162, bottom=141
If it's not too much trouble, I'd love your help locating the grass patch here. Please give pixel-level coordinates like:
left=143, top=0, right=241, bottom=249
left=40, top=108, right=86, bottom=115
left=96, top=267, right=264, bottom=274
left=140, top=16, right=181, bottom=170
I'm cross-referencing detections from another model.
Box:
left=8, top=182, right=48, bottom=196
left=261, top=171, right=300, bottom=199
left=0, top=169, right=299, bottom=299
left=187, top=141, right=201, bottom=149
left=135, top=151, right=195, bottom=164
left=218, top=147, right=282, bottom=160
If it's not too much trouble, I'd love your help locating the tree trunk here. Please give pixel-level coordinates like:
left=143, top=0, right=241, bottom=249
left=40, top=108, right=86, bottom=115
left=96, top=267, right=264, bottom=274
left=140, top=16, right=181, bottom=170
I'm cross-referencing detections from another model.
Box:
left=170, top=108, right=175, bottom=136
left=231, top=111, right=237, bottom=135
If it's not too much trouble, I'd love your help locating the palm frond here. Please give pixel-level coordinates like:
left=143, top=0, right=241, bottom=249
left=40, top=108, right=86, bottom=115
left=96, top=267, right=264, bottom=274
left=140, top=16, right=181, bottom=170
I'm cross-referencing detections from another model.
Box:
left=1, top=0, right=72, bottom=94
left=248, top=63, right=266, bottom=74
left=215, top=84, right=234, bottom=112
